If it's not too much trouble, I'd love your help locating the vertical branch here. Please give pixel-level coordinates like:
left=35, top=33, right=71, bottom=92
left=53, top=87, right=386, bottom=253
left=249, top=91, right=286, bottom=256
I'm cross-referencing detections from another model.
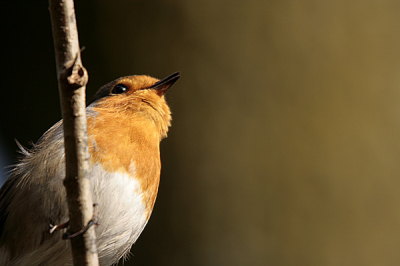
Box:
left=48, top=0, right=99, bottom=265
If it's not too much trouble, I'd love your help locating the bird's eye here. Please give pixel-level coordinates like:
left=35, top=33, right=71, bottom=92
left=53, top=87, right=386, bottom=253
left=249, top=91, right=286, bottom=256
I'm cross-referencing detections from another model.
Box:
left=112, top=84, right=128, bottom=94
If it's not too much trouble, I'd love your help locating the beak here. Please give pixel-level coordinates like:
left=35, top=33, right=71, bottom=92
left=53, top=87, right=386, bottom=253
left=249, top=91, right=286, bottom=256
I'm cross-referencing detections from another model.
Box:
left=150, top=72, right=180, bottom=96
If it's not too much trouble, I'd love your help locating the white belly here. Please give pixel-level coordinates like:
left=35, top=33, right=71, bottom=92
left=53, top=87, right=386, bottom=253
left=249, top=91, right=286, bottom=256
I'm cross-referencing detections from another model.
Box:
left=90, top=162, right=148, bottom=265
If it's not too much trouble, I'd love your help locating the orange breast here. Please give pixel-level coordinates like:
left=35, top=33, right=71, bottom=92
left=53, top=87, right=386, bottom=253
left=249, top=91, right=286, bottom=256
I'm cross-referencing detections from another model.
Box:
left=87, top=107, right=161, bottom=218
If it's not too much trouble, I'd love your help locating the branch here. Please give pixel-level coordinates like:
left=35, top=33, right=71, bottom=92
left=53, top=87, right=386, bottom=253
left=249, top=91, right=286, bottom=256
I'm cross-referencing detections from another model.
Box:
left=48, top=0, right=99, bottom=265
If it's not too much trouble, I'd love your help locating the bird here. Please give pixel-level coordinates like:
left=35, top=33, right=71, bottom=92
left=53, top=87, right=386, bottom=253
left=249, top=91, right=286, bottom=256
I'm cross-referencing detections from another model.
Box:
left=0, top=72, right=180, bottom=266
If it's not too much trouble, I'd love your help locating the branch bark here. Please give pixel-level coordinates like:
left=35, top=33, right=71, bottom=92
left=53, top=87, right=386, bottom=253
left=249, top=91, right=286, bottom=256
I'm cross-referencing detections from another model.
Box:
left=48, top=0, right=99, bottom=265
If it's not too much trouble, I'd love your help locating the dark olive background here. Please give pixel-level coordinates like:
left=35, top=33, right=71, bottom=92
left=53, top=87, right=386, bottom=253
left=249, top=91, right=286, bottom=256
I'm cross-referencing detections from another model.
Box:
left=1, top=1, right=400, bottom=266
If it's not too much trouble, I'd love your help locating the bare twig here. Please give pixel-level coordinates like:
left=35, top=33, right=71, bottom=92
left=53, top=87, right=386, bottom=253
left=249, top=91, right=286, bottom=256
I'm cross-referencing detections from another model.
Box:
left=48, top=0, right=99, bottom=265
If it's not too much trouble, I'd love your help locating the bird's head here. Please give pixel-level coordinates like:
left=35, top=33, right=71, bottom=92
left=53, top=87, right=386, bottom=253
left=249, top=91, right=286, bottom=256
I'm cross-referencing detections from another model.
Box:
left=88, top=72, right=180, bottom=140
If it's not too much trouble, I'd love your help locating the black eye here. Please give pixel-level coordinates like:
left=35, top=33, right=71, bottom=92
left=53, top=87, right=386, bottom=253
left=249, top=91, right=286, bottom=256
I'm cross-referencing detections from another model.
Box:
left=112, top=84, right=128, bottom=94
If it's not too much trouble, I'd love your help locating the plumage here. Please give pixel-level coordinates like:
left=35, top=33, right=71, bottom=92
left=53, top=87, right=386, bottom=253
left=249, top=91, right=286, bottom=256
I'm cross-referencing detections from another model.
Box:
left=0, top=72, right=179, bottom=265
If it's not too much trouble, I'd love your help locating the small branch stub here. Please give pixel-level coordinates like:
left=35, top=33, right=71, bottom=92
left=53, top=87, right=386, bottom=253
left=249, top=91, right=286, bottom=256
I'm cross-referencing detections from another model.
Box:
left=60, top=54, right=88, bottom=89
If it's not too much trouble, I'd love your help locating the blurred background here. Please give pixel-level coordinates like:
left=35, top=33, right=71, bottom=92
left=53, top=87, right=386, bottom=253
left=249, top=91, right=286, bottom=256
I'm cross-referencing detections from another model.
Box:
left=1, top=1, right=400, bottom=265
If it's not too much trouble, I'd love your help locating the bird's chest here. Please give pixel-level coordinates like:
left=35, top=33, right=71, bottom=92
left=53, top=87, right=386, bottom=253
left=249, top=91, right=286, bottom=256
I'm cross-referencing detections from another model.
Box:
left=86, top=114, right=161, bottom=263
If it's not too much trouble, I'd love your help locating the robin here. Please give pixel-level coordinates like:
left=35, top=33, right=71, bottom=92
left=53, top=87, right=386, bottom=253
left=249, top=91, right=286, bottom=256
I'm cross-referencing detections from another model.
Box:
left=0, top=72, right=180, bottom=266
